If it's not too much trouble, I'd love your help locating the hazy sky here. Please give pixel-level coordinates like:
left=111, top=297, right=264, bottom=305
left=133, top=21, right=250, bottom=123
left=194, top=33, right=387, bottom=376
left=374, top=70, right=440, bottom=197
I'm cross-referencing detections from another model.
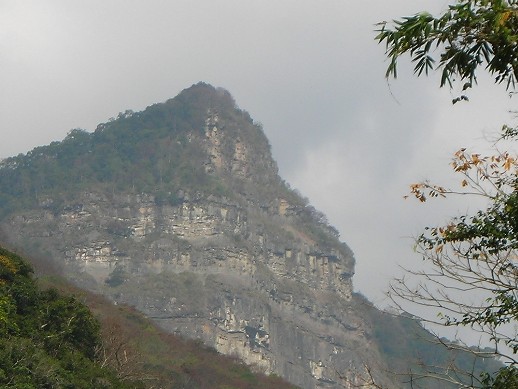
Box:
left=1, top=1, right=516, bottom=333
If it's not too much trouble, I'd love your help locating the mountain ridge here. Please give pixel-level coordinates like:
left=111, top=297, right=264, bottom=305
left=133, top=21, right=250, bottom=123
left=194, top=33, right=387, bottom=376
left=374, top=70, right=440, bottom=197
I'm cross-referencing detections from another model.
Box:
left=0, top=83, right=500, bottom=388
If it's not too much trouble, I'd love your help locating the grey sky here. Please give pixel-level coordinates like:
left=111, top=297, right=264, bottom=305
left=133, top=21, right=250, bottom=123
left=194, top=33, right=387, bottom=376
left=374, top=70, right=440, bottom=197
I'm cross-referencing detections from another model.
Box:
left=1, top=1, right=516, bottom=340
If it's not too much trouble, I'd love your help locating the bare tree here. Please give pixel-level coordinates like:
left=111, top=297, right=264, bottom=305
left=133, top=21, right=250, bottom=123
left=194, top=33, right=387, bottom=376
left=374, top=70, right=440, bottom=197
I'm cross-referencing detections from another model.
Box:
left=390, top=148, right=518, bottom=387
left=96, top=320, right=144, bottom=382
left=376, top=2, right=518, bottom=386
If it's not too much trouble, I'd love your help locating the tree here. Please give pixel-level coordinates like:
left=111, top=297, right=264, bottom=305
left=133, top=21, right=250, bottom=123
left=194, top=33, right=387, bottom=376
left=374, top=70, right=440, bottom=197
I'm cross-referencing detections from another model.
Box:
left=376, top=0, right=518, bottom=89
left=395, top=150, right=518, bottom=386
left=376, top=1, right=518, bottom=387
left=376, top=0, right=518, bottom=101
left=0, top=247, right=145, bottom=388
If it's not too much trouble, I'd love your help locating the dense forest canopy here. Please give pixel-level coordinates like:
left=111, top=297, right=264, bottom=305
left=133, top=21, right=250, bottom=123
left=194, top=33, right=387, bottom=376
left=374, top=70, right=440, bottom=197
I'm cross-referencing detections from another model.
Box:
left=0, top=83, right=251, bottom=216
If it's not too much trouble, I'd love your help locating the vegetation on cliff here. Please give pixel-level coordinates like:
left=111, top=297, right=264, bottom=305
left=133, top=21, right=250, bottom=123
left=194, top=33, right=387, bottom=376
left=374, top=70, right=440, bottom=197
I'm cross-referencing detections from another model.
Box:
left=0, top=83, right=244, bottom=213
left=0, top=82, right=345, bottom=255
left=0, top=81, right=506, bottom=388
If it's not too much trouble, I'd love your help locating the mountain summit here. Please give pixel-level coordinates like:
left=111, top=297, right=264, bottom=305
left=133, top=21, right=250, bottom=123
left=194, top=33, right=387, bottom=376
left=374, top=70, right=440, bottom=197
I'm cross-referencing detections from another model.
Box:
left=0, top=83, right=498, bottom=388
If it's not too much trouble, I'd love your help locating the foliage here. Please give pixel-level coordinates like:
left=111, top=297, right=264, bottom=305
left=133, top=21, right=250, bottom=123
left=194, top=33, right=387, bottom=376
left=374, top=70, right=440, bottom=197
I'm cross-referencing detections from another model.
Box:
left=0, top=246, right=143, bottom=388
left=0, top=83, right=246, bottom=218
left=377, top=1, right=518, bottom=387
left=105, top=264, right=127, bottom=288
left=481, top=366, right=518, bottom=388
left=376, top=0, right=518, bottom=100
left=401, top=150, right=518, bottom=360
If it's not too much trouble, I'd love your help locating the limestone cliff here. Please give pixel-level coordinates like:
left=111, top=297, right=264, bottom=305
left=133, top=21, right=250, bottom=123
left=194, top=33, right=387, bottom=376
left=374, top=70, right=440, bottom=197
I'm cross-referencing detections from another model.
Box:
left=0, top=83, right=453, bottom=388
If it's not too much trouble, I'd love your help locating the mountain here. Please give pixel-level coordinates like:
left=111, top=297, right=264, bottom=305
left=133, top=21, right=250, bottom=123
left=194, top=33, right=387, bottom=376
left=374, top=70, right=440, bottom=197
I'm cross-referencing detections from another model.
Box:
left=0, top=83, right=500, bottom=388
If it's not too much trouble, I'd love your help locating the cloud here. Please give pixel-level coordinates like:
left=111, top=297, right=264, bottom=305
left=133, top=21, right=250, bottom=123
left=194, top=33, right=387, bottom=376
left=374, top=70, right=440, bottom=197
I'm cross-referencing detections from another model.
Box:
left=0, top=2, right=515, bottom=344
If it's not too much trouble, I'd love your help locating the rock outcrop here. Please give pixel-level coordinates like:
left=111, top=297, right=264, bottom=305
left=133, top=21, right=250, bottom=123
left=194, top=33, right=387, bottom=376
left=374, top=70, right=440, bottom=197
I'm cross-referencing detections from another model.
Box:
left=0, top=84, right=399, bottom=388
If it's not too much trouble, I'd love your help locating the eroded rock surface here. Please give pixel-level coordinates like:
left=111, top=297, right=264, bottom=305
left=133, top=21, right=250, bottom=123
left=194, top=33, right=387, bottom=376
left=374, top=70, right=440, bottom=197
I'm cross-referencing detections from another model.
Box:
left=0, top=84, right=392, bottom=389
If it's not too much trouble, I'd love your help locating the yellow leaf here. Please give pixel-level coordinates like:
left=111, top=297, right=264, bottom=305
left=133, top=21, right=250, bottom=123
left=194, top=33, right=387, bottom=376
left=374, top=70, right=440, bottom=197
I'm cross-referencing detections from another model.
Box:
left=503, top=157, right=515, bottom=171
left=498, top=10, right=512, bottom=26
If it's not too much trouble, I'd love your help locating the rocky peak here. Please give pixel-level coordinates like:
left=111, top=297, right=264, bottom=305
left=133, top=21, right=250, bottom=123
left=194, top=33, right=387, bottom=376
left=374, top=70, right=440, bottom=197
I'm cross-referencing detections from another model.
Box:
left=0, top=84, right=487, bottom=389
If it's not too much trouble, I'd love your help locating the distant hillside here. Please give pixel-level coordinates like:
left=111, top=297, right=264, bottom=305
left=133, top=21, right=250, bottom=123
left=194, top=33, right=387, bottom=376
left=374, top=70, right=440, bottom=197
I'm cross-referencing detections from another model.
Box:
left=0, top=83, right=503, bottom=388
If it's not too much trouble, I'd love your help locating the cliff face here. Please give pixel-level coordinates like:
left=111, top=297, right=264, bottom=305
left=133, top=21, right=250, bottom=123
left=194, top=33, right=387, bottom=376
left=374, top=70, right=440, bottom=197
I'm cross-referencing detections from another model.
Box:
left=0, top=84, right=392, bottom=388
